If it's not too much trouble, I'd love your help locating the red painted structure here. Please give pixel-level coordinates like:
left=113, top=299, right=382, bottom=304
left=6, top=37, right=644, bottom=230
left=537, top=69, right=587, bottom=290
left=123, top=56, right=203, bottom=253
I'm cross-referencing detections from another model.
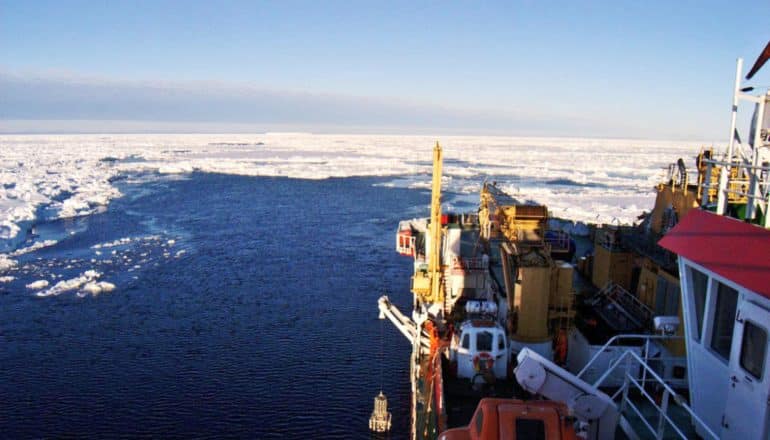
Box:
left=659, top=209, right=770, bottom=298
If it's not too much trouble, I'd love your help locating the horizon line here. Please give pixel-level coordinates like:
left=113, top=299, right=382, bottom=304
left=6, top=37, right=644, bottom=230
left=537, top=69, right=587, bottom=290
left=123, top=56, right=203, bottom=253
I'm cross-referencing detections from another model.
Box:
left=0, top=119, right=721, bottom=145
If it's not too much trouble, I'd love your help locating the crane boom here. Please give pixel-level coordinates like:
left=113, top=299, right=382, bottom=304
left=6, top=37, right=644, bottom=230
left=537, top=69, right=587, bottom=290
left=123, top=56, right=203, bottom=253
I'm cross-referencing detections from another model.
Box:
left=428, top=142, right=443, bottom=305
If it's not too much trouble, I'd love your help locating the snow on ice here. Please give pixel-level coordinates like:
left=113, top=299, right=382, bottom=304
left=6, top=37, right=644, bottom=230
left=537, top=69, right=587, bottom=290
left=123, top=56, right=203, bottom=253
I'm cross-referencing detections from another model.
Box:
left=1, top=133, right=704, bottom=263
left=25, top=279, right=49, bottom=290
left=35, top=270, right=101, bottom=297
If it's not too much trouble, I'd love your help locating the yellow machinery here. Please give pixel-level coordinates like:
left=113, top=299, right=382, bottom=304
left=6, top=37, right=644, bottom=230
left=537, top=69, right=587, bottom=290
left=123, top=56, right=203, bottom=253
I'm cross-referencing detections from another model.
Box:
left=479, top=184, right=574, bottom=349
left=497, top=205, right=549, bottom=245
left=695, top=148, right=747, bottom=206
left=411, top=142, right=445, bottom=306
left=651, top=148, right=748, bottom=235
left=635, top=258, right=686, bottom=356
left=591, top=226, right=634, bottom=291
left=596, top=151, right=736, bottom=356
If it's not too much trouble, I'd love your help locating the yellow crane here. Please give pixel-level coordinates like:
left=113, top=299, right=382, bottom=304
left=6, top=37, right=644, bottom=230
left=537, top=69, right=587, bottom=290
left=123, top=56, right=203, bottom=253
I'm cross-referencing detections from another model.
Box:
left=427, top=142, right=443, bottom=305
left=411, top=142, right=444, bottom=306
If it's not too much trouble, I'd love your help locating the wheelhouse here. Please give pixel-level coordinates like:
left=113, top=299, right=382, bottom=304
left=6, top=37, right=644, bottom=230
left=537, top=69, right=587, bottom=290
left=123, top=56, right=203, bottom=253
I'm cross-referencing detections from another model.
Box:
left=660, top=208, right=770, bottom=439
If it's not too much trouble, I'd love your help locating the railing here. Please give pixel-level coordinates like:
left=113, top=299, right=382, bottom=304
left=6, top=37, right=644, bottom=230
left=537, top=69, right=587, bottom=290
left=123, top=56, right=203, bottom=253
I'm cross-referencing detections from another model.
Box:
left=577, top=334, right=687, bottom=389
left=700, top=158, right=770, bottom=228
left=545, top=230, right=572, bottom=253
left=589, top=282, right=654, bottom=330
left=593, top=349, right=718, bottom=440
left=450, top=256, right=488, bottom=273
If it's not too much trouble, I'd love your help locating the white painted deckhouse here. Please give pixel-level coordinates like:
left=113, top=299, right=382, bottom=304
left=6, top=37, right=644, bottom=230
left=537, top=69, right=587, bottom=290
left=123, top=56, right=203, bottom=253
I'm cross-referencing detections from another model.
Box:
left=659, top=208, right=770, bottom=439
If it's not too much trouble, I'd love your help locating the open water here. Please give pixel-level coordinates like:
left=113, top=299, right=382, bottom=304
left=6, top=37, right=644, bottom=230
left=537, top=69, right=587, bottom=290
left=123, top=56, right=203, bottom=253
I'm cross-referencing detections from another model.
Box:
left=0, top=173, right=430, bottom=438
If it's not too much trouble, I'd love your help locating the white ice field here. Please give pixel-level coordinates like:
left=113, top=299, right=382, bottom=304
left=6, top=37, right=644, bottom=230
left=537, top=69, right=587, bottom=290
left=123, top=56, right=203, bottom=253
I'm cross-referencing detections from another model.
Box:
left=1, top=133, right=709, bottom=290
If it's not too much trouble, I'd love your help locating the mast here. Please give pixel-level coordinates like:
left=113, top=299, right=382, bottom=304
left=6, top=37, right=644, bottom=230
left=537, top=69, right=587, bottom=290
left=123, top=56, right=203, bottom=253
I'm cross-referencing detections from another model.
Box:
left=717, top=58, right=743, bottom=215
left=428, top=142, right=443, bottom=305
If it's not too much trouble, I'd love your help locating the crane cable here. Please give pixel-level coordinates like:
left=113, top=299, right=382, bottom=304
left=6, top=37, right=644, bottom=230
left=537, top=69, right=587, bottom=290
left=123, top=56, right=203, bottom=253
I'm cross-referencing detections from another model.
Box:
left=380, top=306, right=384, bottom=392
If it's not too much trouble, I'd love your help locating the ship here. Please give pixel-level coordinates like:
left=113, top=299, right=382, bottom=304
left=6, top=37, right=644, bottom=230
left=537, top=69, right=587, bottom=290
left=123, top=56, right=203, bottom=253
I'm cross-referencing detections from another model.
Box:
left=377, top=42, right=770, bottom=439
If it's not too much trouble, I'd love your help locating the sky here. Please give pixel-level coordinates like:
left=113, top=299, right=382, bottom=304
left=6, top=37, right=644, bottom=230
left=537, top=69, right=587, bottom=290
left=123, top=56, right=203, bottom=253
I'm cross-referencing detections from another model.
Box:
left=1, top=0, right=768, bottom=139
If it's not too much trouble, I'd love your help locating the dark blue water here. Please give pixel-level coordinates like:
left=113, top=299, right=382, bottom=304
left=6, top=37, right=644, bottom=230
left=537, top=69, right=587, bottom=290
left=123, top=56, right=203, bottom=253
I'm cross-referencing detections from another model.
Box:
left=0, top=173, right=427, bottom=438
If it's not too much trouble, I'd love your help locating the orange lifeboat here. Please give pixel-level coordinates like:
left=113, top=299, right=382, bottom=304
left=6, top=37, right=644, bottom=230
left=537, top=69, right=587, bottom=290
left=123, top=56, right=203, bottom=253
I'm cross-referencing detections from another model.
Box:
left=438, top=398, right=577, bottom=440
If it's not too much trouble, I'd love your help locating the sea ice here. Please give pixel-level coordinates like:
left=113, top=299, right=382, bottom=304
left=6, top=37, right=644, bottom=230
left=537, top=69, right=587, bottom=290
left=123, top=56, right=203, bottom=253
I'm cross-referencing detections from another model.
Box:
left=92, top=237, right=132, bottom=249
left=9, top=240, right=58, bottom=257
left=81, top=281, right=116, bottom=296
left=0, top=133, right=706, bottom=255
left=0, top=255, right=17, bottom=271
left=0, top=220, right=21, bottom=242
left=36, top=270, right=101, bottom=297
left=25, top=279, right=49, bottom=290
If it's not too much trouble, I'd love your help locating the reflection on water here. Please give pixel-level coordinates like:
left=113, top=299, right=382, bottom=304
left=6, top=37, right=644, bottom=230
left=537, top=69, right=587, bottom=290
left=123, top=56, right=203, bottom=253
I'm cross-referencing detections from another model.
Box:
left=0, top=173, right=422, bottom=438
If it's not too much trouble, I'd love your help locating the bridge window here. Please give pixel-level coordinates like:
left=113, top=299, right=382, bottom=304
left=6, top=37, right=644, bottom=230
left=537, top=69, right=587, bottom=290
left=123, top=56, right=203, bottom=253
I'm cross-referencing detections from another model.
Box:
left=689, top=267, right=708, bottom=341
left=740, top=321, right=767, bottom=380
left=710, top=282, right=738, bottom=361
left=477, top=331, right=493, bottom=352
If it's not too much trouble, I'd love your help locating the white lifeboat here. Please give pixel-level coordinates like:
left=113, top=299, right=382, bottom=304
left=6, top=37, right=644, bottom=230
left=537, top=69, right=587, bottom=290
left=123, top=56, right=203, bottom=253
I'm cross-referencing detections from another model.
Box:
left=451, top=319, right=508, bottom=382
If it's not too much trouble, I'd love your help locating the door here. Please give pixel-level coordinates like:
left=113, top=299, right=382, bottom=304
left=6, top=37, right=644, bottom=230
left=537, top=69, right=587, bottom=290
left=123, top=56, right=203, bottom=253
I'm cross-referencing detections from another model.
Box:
left=722, top=301, right=770, bottom=439
left=456, top=330, right=474, bottom=379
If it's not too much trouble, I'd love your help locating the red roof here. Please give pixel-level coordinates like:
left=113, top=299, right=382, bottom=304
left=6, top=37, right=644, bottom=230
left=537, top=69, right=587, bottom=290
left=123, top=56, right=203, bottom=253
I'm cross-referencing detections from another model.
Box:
left=659, top=209, right=770, bottom=298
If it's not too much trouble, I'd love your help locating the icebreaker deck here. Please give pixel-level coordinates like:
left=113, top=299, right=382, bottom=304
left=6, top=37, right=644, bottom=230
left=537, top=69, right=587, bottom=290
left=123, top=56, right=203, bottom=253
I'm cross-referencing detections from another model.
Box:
left=378, top=46, right=770, bottom=439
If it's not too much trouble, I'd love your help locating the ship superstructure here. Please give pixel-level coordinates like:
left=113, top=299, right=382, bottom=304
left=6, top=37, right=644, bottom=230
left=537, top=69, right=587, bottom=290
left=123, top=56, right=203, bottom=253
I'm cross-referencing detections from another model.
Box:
left=378, top=43, right=770, bottom=440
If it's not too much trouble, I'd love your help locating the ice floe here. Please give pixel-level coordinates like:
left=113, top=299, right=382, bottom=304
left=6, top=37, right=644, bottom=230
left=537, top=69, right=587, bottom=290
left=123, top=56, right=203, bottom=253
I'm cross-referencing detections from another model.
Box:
left=0, top=255, right=17, bottom=271
left=92, top=237, right=133, bottom=249
left=36, top=270, right=101, bottom=297
left=80, top=281, right=115, bottom=296
left=25, top=279, right=49, bottom=290
left=9, top=240, right=58, bottom=257
left=0, top=231, right=173, bottom=297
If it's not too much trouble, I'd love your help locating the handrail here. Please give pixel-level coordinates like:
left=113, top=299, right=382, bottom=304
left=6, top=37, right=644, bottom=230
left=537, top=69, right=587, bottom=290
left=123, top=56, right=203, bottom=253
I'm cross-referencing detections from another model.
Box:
left=698, top=159, right=770, bottom=192
left=591, top=283, right=654, bottom=329
left=698, top=157, right=770, bottom=228
left=626, top=375, right=688, bottom=438
left=594, top=349, right=719, bottom=440
left=450, top=256, right=488, bottom=271
left=576, top=334, right=682, bottom=379
left=702, top=158, right=770, bottom=171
